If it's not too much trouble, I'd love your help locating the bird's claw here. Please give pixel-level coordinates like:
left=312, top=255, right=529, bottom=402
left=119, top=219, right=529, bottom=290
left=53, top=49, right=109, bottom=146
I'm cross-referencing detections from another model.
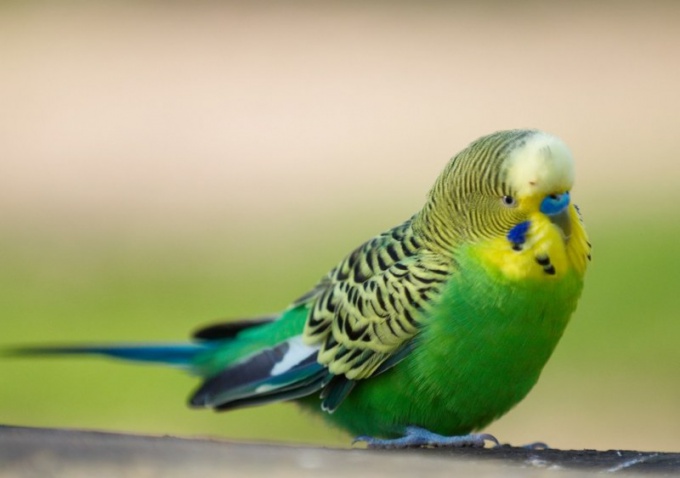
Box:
left=354, top=426, right=500, bottom=449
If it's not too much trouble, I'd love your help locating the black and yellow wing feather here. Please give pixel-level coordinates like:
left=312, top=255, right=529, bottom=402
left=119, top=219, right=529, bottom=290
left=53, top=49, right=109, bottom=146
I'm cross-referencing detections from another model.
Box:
left=297, top=218, right=451, bottom=383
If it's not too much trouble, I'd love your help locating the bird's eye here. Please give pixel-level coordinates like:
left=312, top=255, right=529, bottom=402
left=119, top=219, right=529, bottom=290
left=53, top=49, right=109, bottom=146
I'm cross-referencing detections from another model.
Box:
left=501, top=195, right=517, bottom=208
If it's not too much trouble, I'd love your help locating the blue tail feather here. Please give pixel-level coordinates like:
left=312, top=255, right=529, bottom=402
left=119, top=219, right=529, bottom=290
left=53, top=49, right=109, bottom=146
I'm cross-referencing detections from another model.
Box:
left=10, top=343, right=212, bottom=367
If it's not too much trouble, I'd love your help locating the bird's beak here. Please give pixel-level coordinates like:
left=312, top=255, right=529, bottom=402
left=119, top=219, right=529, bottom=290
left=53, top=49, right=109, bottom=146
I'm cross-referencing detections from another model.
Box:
left=540, top=192, right=572, bottom=240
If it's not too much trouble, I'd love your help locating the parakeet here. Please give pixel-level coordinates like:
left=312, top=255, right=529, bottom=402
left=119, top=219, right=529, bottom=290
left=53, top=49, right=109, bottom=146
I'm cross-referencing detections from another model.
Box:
left=16, top=129, right=591, bottom=448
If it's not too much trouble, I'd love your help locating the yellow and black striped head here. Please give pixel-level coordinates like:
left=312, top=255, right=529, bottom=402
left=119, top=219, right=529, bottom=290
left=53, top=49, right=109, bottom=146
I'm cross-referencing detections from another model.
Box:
left=417, top=129, right=590, bottom=279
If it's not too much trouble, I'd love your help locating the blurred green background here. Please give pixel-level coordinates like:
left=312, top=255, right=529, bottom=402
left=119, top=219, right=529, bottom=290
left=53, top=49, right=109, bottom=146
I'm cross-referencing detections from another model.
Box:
left=1, top=1, right=679, bottom=452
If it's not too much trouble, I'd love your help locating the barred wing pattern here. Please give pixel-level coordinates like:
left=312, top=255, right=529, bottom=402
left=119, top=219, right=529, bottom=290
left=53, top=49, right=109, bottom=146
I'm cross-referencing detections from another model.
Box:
left=298, top=217, right=452, bottom=381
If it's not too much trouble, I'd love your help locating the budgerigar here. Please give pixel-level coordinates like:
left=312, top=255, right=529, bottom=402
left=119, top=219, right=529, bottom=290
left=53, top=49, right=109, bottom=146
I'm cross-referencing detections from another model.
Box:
left=16, top=129, right=591, bottom=448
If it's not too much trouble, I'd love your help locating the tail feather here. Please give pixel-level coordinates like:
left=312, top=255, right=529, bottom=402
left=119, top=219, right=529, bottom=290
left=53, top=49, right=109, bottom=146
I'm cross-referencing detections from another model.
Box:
left=9, top=343, right=211, bottom=368
left=7, top=313, right=337, bottom=412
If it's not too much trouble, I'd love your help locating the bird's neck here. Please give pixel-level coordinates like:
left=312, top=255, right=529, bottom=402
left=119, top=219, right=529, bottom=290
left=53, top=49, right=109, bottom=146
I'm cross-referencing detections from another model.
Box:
left=412, top=202, right=460, bottom=257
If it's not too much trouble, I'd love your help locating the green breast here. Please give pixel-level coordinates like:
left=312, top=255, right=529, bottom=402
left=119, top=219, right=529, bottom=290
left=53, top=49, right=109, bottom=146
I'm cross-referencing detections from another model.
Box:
left=312, top=245, right=584, bottom=438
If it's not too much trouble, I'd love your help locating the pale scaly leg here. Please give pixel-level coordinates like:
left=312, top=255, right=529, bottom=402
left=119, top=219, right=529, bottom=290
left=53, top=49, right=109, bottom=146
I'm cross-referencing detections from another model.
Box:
left=354, top=426, right=500, bottom=449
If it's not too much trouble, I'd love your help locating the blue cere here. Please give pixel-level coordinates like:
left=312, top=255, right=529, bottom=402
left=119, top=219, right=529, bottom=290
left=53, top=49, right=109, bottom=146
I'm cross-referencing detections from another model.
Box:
left=507, top=221, right=531, bottom=246
left=540, top=192, right=570, bottom=215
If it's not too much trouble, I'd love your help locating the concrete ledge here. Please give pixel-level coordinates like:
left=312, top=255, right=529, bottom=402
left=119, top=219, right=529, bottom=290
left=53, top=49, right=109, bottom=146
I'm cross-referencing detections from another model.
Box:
left=1, top=425, right=678, bottom=477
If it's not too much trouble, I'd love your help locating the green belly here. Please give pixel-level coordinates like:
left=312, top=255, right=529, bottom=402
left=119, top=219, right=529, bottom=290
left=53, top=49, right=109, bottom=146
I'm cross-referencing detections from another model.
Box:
left=299, top=254, right=584, bottom=438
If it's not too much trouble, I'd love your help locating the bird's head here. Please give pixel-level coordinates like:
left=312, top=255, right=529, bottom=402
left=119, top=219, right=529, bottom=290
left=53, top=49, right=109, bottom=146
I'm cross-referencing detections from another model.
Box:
left=417, top=129, right=590, bottom=279
left=500, top=131, right=575, bottom=241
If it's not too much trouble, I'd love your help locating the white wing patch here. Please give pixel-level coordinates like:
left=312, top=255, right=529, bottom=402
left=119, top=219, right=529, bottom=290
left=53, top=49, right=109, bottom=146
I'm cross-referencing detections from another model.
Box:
left=270, top=336, right=318, bottom=376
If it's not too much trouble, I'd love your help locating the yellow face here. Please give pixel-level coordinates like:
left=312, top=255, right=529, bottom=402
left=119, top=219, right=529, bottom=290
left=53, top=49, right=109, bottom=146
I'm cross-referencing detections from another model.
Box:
left=476, top=205, right=589, bottom=281
left=474, top=133, right=590, bottom=281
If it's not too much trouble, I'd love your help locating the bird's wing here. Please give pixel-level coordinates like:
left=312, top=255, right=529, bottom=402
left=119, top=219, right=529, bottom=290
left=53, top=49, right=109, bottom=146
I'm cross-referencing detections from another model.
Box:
left=298, top=218, right=451, bottom=384
left=191, top=218, right=453, bottom=413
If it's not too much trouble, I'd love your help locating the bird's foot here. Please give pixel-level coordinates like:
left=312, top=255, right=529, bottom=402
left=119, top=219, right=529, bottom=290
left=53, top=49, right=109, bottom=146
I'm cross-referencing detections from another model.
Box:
left=353, top=426, right=500, bottom=449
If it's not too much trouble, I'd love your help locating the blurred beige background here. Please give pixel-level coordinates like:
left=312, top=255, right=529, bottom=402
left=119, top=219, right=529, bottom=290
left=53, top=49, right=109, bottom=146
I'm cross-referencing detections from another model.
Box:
left=1, top=2, right=679, bottom=452
left=2, top=1, right=679, bottom=229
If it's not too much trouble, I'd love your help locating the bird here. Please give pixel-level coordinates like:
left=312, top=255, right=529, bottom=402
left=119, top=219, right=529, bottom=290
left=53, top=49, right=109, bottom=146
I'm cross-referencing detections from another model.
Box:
left=14, top=129, right=591, bottom=448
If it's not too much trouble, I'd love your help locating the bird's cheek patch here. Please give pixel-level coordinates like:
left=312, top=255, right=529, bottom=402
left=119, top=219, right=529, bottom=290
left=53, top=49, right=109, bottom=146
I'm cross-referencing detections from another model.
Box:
left=507, top=221, right=531, bottom=251
left=475, top=215, right=569, bottom=281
